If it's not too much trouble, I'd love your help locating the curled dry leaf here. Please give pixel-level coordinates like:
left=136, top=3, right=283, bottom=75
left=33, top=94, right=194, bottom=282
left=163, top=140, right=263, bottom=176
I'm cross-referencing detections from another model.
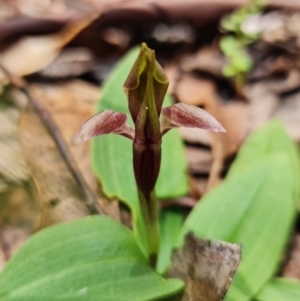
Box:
left=168, top=233, right=241, bottom=301
left=0, top=13, right=98, bottom=78
left=74, top=110, right=134, bottom=144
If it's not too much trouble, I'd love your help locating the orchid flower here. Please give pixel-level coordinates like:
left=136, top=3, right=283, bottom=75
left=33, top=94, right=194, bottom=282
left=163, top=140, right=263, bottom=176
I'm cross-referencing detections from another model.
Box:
left=74, top=43, right=225, bottom=264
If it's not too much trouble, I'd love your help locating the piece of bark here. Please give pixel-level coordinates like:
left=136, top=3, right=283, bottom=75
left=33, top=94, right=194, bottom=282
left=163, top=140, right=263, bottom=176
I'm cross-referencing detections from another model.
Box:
left=168, top=233, right=241, bottom=301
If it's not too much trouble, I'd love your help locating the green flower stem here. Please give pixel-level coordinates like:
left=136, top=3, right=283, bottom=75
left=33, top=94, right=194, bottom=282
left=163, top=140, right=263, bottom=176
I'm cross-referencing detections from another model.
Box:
left=139, top=189, right=159, bottom=267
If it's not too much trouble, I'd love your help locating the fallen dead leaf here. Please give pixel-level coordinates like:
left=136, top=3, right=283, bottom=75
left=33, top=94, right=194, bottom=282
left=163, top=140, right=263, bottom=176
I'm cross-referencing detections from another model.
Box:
left=0, top=87, right=40, bottom=270
left=21, top=80, right=120, bottom=222
left=176, top=73, right=217, bottom=107
left=0, top=88, right=30, bottom=192
left=0, top=13, right=98, bottom=78
left=39, top=47, right=95, bottom=79
left=168, top=232, right=241, bottom=301
left=19, top=104, right=90, bottom=228
left=0, top=183, right=40, bottom=271
left=181, top=45, right=225, bottom=77
left=176, top=72, right=250, bottom=189
left=208, top=102, right=250, bottom=189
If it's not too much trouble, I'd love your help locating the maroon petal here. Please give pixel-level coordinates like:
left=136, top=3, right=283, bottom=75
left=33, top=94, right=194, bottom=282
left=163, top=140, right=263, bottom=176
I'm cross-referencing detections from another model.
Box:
left=160, top=103, right=226, bottom=135
left=74, top=110, right=134, bottom=144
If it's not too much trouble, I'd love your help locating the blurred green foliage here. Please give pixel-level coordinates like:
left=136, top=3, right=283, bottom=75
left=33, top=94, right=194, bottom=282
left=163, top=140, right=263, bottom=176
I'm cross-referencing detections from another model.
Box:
left=220, top=0, right=266, bottom=91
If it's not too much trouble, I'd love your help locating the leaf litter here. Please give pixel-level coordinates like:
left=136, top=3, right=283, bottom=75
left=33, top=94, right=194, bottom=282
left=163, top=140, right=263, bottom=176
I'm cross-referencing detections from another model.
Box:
left=1, top=1, right=300, bottom=300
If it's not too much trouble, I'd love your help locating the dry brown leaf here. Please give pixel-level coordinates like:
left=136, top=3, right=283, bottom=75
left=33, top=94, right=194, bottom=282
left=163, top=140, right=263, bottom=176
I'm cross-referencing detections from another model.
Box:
left=0, top=183, right=40, bottom=271
left=0, top=88, right=30, bottom=192
left=168, top=233, right=241, bottom=301
left=176, top=73, right=217, bottom=107
left=20, top=80, right=120, bottom=222
left=176, top=72, right=250, bottom=189
left=176, top=73, right=217, bottom=146
left=29, top=81, right=100, bottom=194
left=0, top=87, right=40, bottom=270
left=39, top=47, right=95, bottom=79
left=208, top=102, right=250, bottom=189
left=19, top=104, right=90, bottom=228
left=165, top=63, right=180, bottom=95
left=181, top=46, right=225, bottom=76
left=0, top=13, right=98, bottom=78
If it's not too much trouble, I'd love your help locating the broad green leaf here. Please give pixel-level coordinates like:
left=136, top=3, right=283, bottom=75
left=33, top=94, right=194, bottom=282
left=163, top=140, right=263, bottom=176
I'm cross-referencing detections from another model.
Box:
left=227, top=120, right=300, bottom=202
left=156, top=208, right=184, bottom=274
left=92, top=47, right=188, bottom=254
left=255, top=278, right=300, bottom=301
left=180, top=154, right=295, bottom=301
left=0, top=216, right=184, bottom=301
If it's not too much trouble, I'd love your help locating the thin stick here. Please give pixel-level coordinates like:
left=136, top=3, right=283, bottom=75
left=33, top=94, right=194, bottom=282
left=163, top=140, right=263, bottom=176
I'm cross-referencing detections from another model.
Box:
left=0, top=64, right=104, bottom=215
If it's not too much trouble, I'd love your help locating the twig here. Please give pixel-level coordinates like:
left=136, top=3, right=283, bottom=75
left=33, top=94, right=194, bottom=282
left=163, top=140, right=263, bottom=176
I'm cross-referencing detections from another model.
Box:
left=0, top=64, right=104, bottom=215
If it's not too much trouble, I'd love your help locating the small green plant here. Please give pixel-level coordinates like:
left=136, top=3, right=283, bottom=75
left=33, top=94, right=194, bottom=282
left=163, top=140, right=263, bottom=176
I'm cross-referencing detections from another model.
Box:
left=220, top=0, right=265, bottom=94
left=1, top=44, right=300, bottom=301
left=74, top=43, right=225, bottom=266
